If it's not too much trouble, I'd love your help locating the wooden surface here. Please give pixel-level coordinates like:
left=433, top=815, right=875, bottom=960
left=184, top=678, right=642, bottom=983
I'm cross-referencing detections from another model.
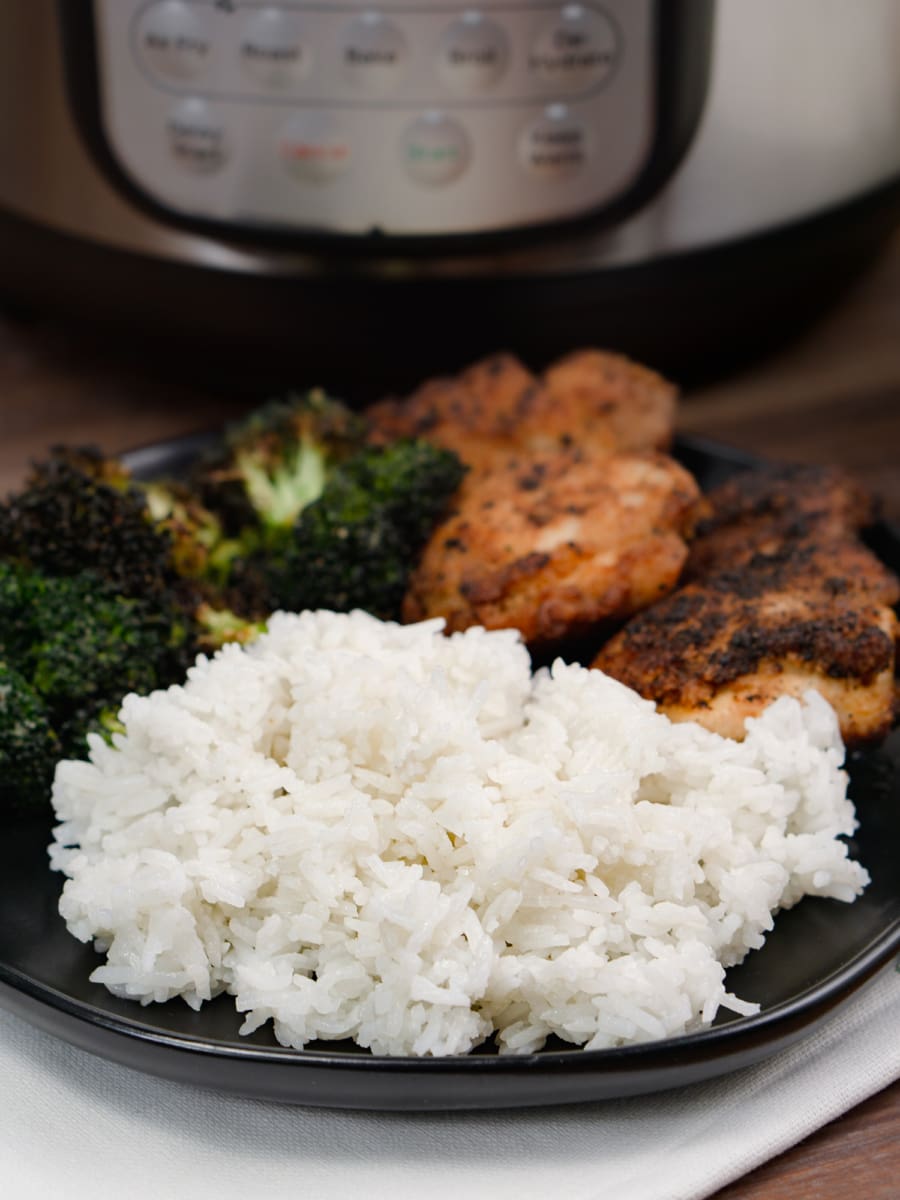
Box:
left=1, top=234, right=899, bottom=1197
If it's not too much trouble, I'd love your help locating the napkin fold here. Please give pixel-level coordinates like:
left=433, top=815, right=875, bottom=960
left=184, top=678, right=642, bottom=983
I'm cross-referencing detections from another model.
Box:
left=4, top=963, right=899, bottom=1200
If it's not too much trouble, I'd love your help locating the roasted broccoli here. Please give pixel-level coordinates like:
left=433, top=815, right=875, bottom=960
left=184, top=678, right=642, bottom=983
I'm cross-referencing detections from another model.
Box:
left=0, top=559, right=35, bottom=669
left=0, top=661, right=60, bottom=814
left=0, top=563, right=192, bottom=762
left=31, top=444, right=133, bottom=490
left=142, top=480, right=242, bottom=585
left=0, top=446, right=178, bottom=601
left=29, top=571, right=193, bottom=755
left=137, top=483, right=271, bottom=641
left=266, top=439, right=465, bottom=619
left=0, top=402, right=463, bottom=815
left=194, top=389, right=367, bottom=541
left=193, top=603, right=267, bottom=651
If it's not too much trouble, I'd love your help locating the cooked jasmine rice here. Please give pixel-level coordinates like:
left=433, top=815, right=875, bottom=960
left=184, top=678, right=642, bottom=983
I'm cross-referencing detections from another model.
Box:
left=49, top=610, right=868, bottom=1056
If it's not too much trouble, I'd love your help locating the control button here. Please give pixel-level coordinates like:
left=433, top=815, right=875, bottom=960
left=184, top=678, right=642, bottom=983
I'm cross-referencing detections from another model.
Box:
left=529, top=4, right=618, bottom=93
left=137, top=1, right=212, bottom=83
left=401, top=112, right=470, bottom=186
left=437, top=11, right=509, bottom=93
left=240, top=7, right=312, bottom=89
left=278, top=113, right=352, bottom=182
left=341, top=12, right=408, bottom=92
left=167, top=98, right=229, bottom=174
left=519, top=105, right=589, bottom=177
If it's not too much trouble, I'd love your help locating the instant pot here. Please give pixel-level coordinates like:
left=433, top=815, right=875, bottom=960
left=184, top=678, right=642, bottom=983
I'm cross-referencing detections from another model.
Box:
left=1, top=0, right=900, bottom=392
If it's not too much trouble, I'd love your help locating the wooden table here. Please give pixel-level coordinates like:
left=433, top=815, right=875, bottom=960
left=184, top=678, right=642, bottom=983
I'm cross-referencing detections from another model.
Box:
left=1, top=233, right=899, bottom=1199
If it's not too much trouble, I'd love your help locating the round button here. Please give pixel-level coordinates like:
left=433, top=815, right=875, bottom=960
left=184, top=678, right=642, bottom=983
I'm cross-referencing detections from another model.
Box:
left=167, top=98, right=229, bottom=174
left=278, top=113, right=352, bottom=182
left=341, top=12, right=408, bottom=93
left=137, top=1, right=212, bottom=83
left=240, top=7, right=312, bottom=89
left=529, top=4, right=618, bottom=93
left=519, top=105, right=590, bottom=178
left=401, top=112, right=470, bottom=186
left=437, top=11, right=509, bottom=93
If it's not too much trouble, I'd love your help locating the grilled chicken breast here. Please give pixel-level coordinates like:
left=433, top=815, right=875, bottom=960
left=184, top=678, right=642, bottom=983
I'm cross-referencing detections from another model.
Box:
left=541, top=349, right=678, bottom=458
left=403, top=449, right=701, bottom=645
left=595, top=468, right=899, bottom=746
left=368, top=349, right=677, bottom=472
left=685, top=463, right=878, bottom=579
left=378, top=352, right=897, bottom=747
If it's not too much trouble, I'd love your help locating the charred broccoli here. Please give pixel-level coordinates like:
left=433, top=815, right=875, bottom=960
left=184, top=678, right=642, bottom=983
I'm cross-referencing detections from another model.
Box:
left=0, top=397, right=463, bottom=816
left=0, top=661, right=60, bottom=814
left=142, top=480, right=242, bottom=584
left=266, top=439, right=465, bottom=619
left=194, top=390, right=367, bottom=541
left=0, top=446, right=177, bottom=601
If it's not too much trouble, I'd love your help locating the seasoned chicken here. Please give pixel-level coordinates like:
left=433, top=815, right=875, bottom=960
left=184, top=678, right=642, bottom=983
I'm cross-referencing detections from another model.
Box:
left=368, top=349, right=677, bottom=472
left=367, top=354, right=543, bottom=472
left=685, top=463, right=878, bottom=579
left=403, top=449, right=701, bottom=645
left=594, top=557, right=898, bottom=745
left=541, top=349, right=678, bottom=457
left=726, top=537, right=900, bottom=607
left=594, top=534, right=900, bottom=746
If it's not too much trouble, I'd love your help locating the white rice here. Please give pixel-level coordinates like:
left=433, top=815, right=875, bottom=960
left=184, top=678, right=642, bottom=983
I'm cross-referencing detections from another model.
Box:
left=49, top=610, right=868, bottom=1056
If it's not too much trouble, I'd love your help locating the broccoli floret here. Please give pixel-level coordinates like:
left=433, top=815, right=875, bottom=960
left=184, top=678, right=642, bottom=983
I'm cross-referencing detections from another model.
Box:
left=30, top=570, right=175, bottom=680
left=138, top=482, right=278, bottom=632
left=0, top=560, right=36, bottom=670
left=194, top=602, right=267, bottom=651
left=142, top=480, right=243, bottom=585
left=32, top=444, right=133, bottom=490
left=0, top=443, right=284, bottom=810
left=34, top=572, right=191, bottom=756
left=0, top=662, right=60, bottom=814
left=266, top=439, right=465, bottom=619
left=1, top=566, right=192, bottom=762
left=0, top=447, right=177, bottom=601
left=194, top=390, right=367, bottom=541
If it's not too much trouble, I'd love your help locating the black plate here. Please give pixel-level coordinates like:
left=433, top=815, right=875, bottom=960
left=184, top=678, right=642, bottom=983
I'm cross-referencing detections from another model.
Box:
left=1, top=436, right=898, bottom=1110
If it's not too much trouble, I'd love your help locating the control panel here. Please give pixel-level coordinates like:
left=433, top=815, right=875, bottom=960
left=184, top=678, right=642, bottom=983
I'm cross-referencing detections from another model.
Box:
left=91, top=1, right=656, bottom=237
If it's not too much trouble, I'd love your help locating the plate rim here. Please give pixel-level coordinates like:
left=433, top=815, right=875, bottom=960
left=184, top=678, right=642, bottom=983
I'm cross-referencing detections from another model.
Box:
left=2, top=907, right=898, bottom=1072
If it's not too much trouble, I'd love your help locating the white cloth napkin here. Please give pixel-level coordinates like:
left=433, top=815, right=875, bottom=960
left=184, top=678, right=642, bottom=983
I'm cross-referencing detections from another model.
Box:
left=4, top=962, right=899, bottom=1200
